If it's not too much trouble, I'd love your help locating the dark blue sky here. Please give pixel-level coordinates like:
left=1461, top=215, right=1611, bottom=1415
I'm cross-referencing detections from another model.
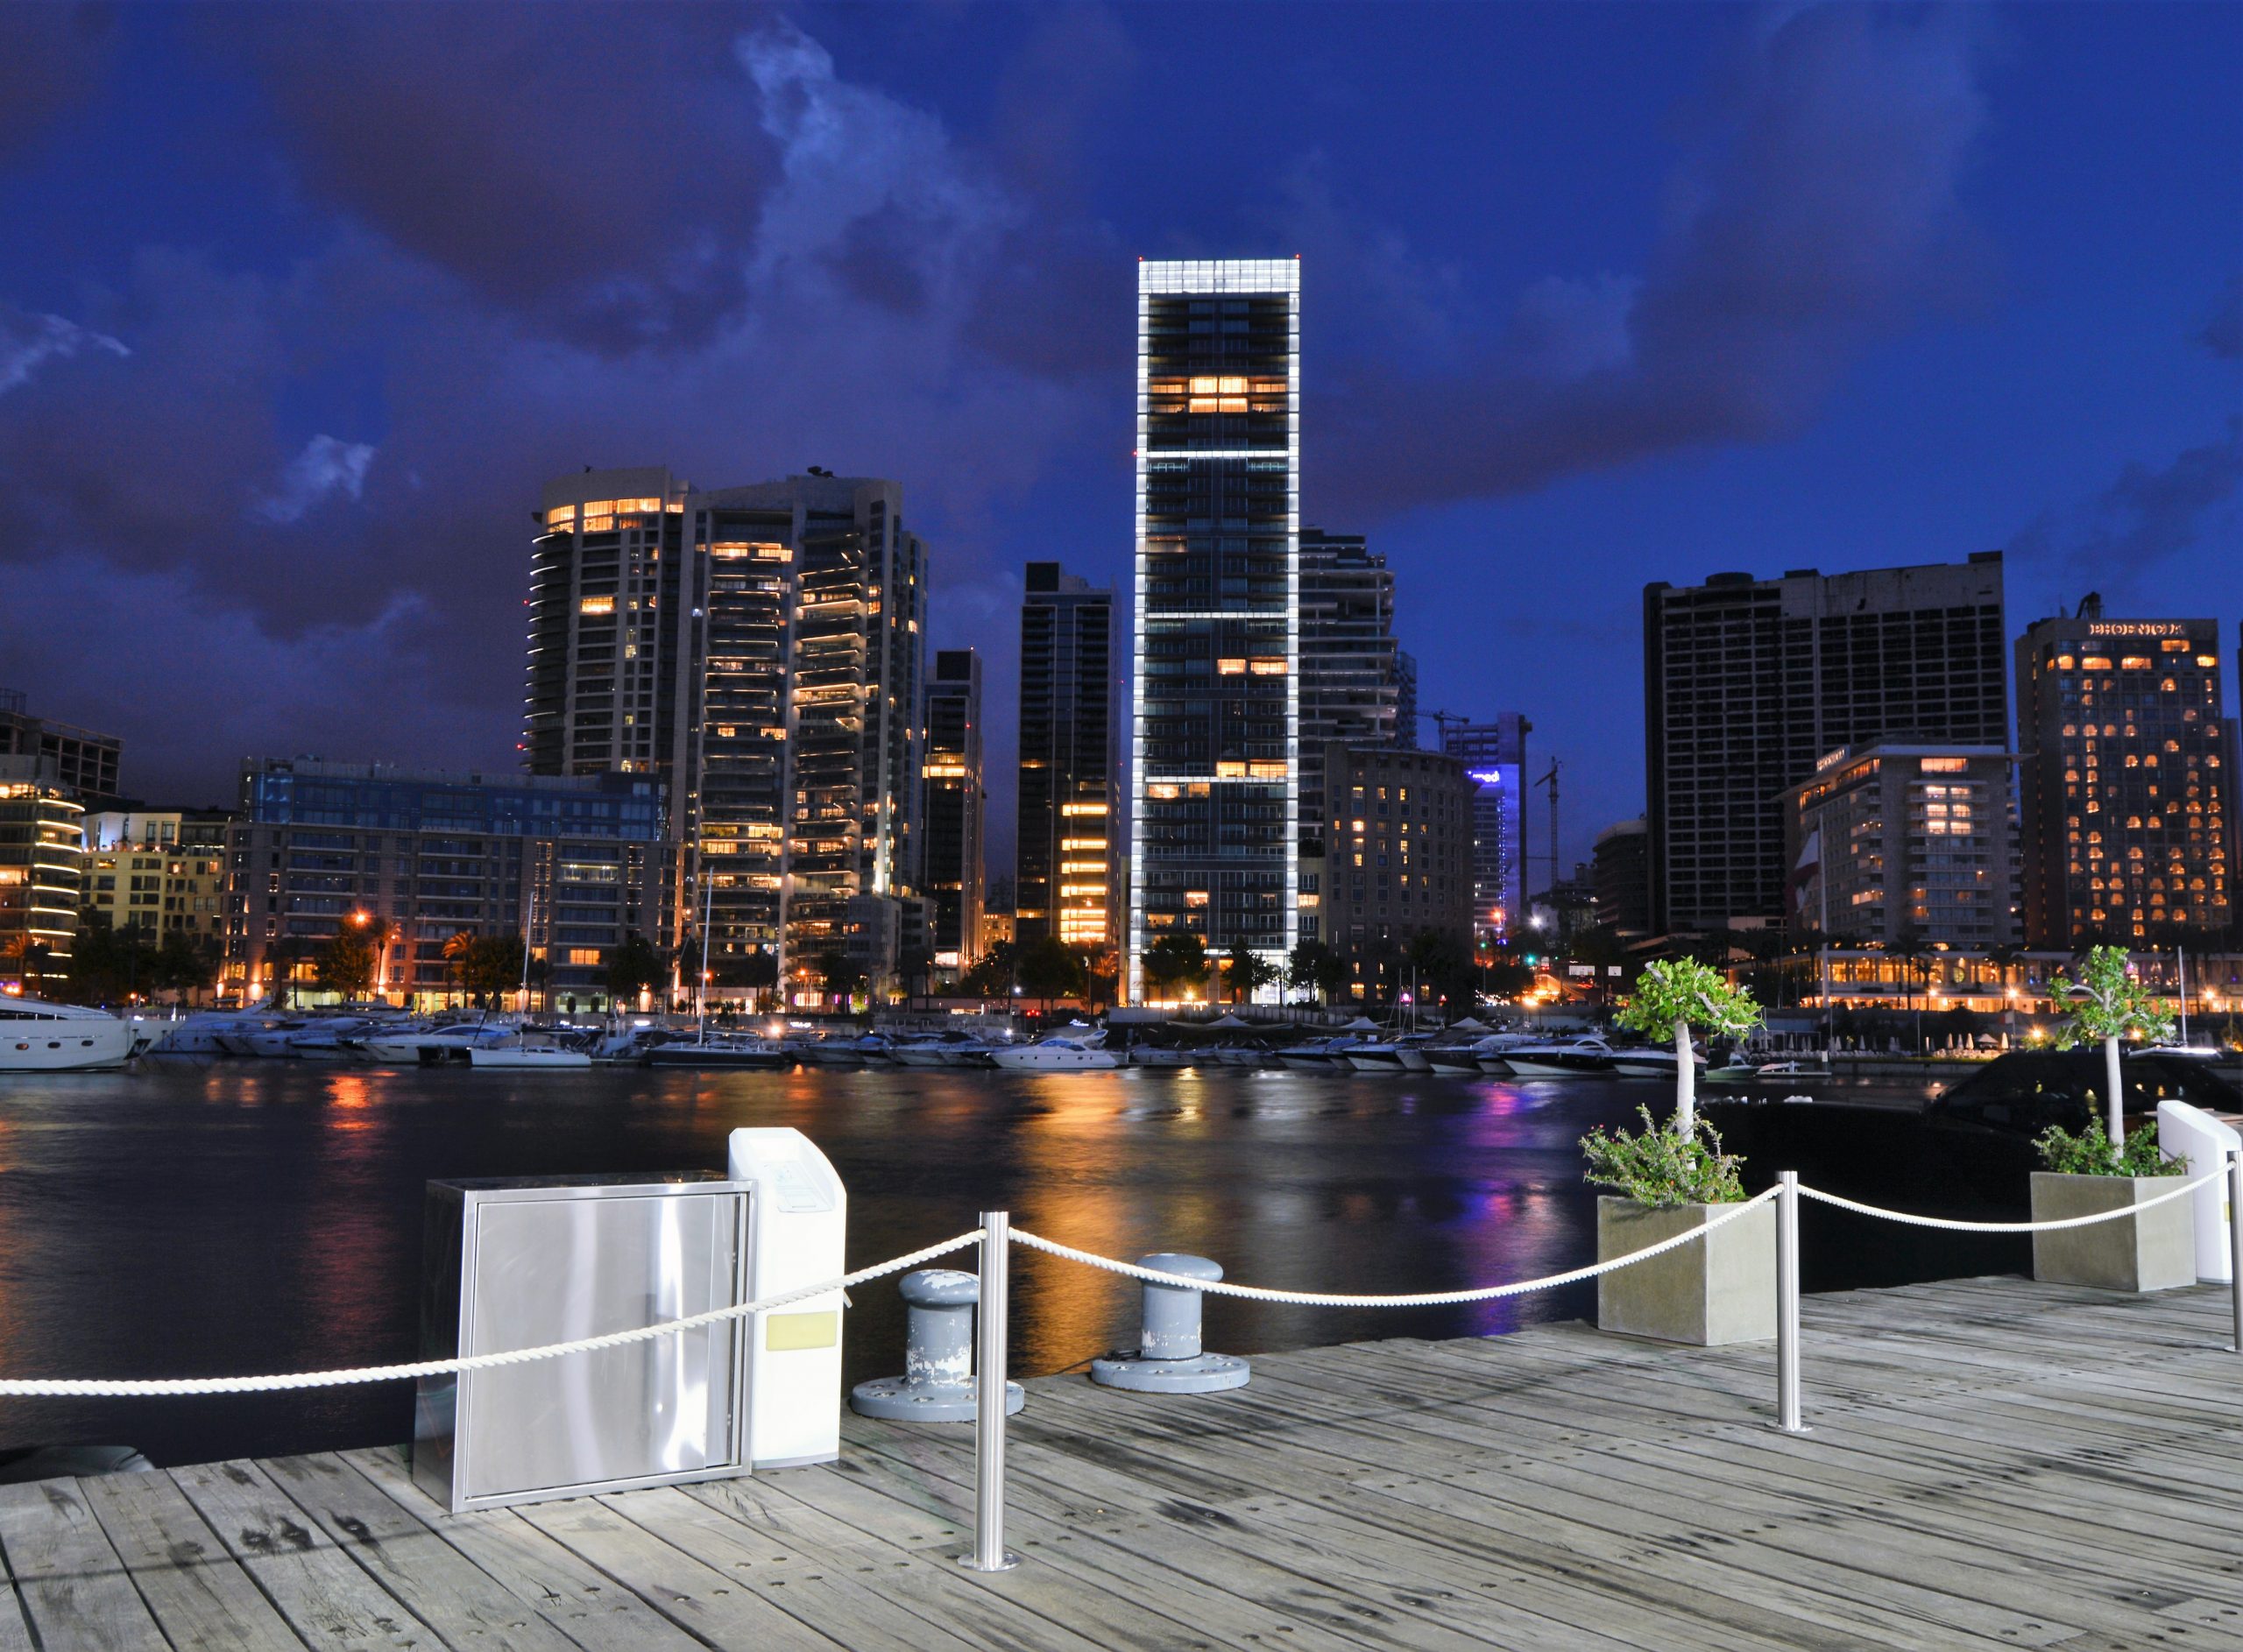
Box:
left=0, top=3, right=2236, bottom=879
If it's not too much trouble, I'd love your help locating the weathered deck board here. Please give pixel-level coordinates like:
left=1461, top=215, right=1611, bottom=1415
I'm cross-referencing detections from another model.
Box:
left=5, top=1274, right=2243, bottom=1651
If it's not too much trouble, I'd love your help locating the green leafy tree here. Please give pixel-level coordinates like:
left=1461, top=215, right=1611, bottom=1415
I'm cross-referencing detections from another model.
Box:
left=448, top=933, right=526, bottom=1007
left=315, top=931, right=379, bottom=1000
left=2051, top=944, right=2175, bottom=1146
left=959, top=939, right=1016, bottom=999
left=1405, top=928, right=1474, bottom=1011
left=601, top=932, right=668, bottom=1005
left=1614, top=957, right=1762, bottom=1137
left=1225, top=950, right=1282, bottom=1004
left=1015, top=935, right=1086, bottom=1010
left=1285, top=941, right=1328, bottom=1004
left=811, top=950, right=867, bottom=1007
left=1140, top=932, right=1208, bottom=999
left=1581, top=1105, right=1746, bottom=1207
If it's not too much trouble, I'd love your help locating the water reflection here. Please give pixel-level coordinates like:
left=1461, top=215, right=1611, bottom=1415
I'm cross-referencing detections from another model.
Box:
left=0, top=1061, right=1950, bottom=1467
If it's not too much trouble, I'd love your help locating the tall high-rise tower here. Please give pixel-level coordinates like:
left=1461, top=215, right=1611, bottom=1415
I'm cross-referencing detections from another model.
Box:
left=1017, top=563, right=1117, bottom=951
left=1129, top=258, right=1300, bottom=1003
left=923, top=649, right=984, bottom=968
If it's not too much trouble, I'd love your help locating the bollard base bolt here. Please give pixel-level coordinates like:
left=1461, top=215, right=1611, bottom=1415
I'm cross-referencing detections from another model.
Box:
left=851, top=1374, right=1024, bottom=1423
left=1089, top=1350, right=1250, bottom=1394
left=958, top=1549, right=1022, bottom=1573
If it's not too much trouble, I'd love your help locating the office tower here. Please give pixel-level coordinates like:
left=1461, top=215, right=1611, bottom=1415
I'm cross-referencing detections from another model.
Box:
left=524, top=469, right=692, bottom=791
left=1319, top=744, right=1475, bottom=1001
left=225, top=759, right=670, bottom=1008
left=2015, top=604, right=2232, bottom=946
left=1016, top=562, right=1117, bottom=950
left=1394, top=650, right=1419, bottom=751
left=1643, top=553, right=2007, bottom=935
left=1780, top=744, right=2020, bottom=948
left=0, top=688, right=121, bottom=804
left=1591, top=817, right=1652, bottom=938
left=923, top=649, right=984, bottom=968
left=1129, top=258, right=1300, bottom=1002
left=1440, top=717, right=1529, bottom=937
left=1298, top=528, right=1399, bottom=851
left=682, top=477, right=925, bottom=988
left=0, top=760, right=86, bottom=974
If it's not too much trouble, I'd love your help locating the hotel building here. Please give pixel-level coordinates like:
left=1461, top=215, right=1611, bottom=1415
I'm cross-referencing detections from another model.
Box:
left=923, top=649, right=984, bottom=969
left=226, top=759, right=671, bottom=1008
left=2015, top=605, right=2233, bottom=946
left=1643, top=554, right=2008, bottom=935
left=1016, top=562, right=1117, bottom=951
left=1129, top=258, right=1300, bottom=1002
left=1779, top=744, right=2020, bottom=950
left=1440, top=717, right=1530, bottom=937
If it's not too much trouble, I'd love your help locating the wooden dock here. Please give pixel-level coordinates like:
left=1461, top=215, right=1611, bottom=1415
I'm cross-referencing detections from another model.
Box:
left=2, top=1274, right=2239, bottom=1650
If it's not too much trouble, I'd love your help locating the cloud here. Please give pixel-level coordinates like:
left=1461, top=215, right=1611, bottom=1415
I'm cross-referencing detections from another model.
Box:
left=1314, top=3, right=1992, bottom=516
left=0, top=305, right=128, bottom=395
left=2008, top=417, right=2243, bottom=597
left=256, top=435, right=377, bottom=524
left=2205, top=274, right=2243, bottom=361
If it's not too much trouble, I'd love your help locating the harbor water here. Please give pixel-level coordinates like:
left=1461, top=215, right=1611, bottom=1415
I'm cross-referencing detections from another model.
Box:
left=0, top=1061, right=2012, bottom=1467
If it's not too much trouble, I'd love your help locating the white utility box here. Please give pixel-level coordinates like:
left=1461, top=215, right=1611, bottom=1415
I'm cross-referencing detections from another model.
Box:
left=727, top=1127, right=849, bottom=1468
left=2155, top=1100, right=2239, bottom=1282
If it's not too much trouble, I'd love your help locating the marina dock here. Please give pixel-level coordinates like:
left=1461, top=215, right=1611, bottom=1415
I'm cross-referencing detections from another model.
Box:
left=1, top=1274, right=2237, bottom=1650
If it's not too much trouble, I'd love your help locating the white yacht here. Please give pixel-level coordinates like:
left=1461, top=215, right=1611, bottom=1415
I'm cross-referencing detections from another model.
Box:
left=0, top=999, right=137, bottom=1073
left=645, top=1034, right=791, bottom=1070
left=1608, top=1043, right=1705, bottom=1081
left=467, top=1030, right=592, bottom=1070
left=987, top=1031, right=1122, bottom=1070
left=1501, top=1034, right=1619, bottom=1077
left=1345, top=1034, right=1437, bottom=1073
left=361, top=1020, right=520, bottom=1065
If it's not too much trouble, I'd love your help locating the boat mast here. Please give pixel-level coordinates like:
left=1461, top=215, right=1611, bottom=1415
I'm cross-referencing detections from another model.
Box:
left=2178, top=945, right=2190, bottom=1048
left=520, top=879, right=535, bottom=1010
left=696, top=868, right=714, bottom=1043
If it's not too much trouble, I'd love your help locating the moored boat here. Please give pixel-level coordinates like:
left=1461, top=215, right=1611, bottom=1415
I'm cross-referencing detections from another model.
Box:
left=0, top=999, right=136, bottom=1073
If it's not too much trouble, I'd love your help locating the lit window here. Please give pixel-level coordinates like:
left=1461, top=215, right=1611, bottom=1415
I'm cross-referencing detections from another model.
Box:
left=546, top=505, right=576, bottom=527
left=580, top=596, right=615, bottom=615
left=1216, top=658, right=1248, bottom=675
left=567, top=949, right=603, bottom=966
left=1148, top=785, right=1179, bottom=800
left=1249, top=658, right=1288, bottom=674
left=2084, top=656, right=2113, bottom=670
left=1184, top=891, right=1210, bottom=907
left=1215, top=761, right=1247, bottom=777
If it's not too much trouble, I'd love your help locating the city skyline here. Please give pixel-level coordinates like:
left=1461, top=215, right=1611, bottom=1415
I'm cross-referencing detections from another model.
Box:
left=0, top=4, right=2234, bottom=880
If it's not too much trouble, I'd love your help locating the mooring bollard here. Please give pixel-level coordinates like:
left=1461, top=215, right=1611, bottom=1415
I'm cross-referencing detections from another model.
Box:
left=2228, top=1151, right=2243, bottom=1357
left=962, top=1211, right=1020, bottom=1573
left=1775, top=1170, right=1807, bottom=1433
left=1090, top=1253, right=1251, bottom=1393
left=851, top=1269, right=1025, bottom=1422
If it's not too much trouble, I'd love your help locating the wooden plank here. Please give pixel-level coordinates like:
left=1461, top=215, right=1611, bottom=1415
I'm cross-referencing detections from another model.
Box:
left=169, top=1458, right=433, bottom=1652
left=259, top=1453, right=580, bottom=1652
left=81, top=1469, right=303, bottom=1650
left=0, top=1478, right=169, bottom=1651
left=337, top=1449, right=710, bottom=1652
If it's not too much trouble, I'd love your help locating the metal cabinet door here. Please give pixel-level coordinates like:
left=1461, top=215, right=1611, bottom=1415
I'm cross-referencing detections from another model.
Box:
left=459, top=1187, right=746, bottom=1505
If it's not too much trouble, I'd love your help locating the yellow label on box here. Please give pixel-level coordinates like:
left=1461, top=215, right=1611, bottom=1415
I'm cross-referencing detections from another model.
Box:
left=765, top=1310, right=838, bottom=1352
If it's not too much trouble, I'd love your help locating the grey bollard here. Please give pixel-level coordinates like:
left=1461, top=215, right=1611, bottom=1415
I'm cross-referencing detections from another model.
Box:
left=851, top=1268, right=1025, bottom=1422
left=1090, top=1253, right=1250, bottom=1394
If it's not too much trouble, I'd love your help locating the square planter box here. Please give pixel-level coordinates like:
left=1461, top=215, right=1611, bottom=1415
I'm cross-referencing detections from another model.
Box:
left=2029, top=1172, right=2195, bottom=1293
left=1596, top=1197, right=1776, bottom=1345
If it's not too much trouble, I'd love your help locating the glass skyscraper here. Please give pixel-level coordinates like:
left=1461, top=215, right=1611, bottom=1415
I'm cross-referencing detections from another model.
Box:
left=1016, top=563, right=1116, bottom=951
left=1129, top=258, right=1300, bottom=1003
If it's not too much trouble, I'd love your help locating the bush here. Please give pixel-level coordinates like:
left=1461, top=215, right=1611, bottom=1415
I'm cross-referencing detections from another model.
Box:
left=2035, top=1119, right=2187, bottom=1178
left=1581, top=1105, right=1746, bottom=1207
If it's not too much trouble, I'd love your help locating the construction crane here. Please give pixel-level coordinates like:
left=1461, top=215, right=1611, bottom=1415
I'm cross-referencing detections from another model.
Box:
left=1415, top=710, right=1468, bottom=748
left=1532, top=758, right=1560, bottom=900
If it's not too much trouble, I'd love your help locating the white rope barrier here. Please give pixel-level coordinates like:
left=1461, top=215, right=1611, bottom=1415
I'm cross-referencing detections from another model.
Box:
left=0, top=1230, right=986, bottom=1399
left=1797, top=1168, right=2221, bottom=1233
left=1009, top=1187, right=1780, bottom=1307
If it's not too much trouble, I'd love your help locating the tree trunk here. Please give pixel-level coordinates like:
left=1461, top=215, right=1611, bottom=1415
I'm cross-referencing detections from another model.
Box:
left=2104, top=1034, right=2125, bottom=1147
left=1673, top=1017, right=1696, bottom=1137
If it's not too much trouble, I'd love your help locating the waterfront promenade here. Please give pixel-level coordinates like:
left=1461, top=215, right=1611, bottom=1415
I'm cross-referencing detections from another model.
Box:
left=1, top=1274, right=2235, bottom=1650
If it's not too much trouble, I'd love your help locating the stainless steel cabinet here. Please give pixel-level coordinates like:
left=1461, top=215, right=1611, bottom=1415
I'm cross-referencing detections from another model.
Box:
left=414, top=1173, right=753, bottom=1512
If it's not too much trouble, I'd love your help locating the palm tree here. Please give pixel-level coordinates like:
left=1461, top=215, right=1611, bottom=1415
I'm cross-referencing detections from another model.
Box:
left=442, top=929, right=477, bottom=1007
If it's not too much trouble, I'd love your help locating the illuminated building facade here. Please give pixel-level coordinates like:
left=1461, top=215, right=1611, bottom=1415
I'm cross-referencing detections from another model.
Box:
left=682, top=477, right=925, bottom=990
left=83, top=809, right=232, bottom=950
left=524, top=469, right=692, bottom=791
left=0, top=762, right=87, bottom=975
left=1320, top=743, right=1475, bottom=1001
left=1298, top=529, right=1399, bottom=849
left=1440, top=717, right=1529, bottom=938
left=923, top=649, right=984, bottom=968
left=1017, top=562, right=1116, bottom=950
left=1644, top=554, right=2007, bottom=934
left=2015, top=606, right=2233, bottom=946
left=0, top=689, right=121, bottom=806
left=1129, top=258, right=1300, bottom=1002
left=1780, top=744, right=2020, bottom=949
left=224, top=759, right=669, bottom=1008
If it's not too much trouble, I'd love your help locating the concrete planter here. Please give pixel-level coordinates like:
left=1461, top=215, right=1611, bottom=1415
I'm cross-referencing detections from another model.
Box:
left=2029, top=1172, right=2194, bottom=1292
left=1596, top=1196, right=1775, bottom=1345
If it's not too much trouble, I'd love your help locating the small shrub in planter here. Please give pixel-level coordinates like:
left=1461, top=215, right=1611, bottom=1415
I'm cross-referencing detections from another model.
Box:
left=2027, top=1119, right=2193, bottom=1293
left=1583, top=1106, right=1772, bottom=1345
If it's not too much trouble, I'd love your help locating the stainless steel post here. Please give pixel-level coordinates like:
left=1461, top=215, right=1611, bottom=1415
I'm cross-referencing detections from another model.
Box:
left=2228, top=1153, right=2243, bottom=1356
left=963, top=1211, right=1020, bottom=1571
left=1776, top=1173, right=1807, bottom=1433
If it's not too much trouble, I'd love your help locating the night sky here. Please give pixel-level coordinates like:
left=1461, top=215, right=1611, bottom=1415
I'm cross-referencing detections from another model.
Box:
left=0, top=3, right=2236, bottom=880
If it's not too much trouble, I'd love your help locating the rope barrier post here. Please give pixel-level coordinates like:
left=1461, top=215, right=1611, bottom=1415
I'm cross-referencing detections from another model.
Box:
left=2229, top=1152, right=2243, bottom=1357
left=1775, top=1171, right=1807, bottom=1434
left=963, top=1211, right=1020, bottom=1572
